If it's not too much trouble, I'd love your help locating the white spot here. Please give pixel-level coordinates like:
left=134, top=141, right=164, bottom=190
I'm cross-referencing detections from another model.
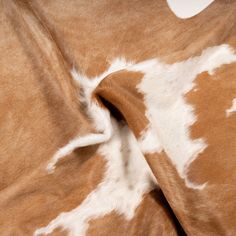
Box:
left=226, top=98, right=236, bottom=117
left=34, top=120, right=157, bottom=236
left=46, top=45, right=236, bottom=186
left=131, top=44, right=236, bottom=189
left=47, top=59, right=134, bottom=172
left=138, top=125, right=162, bottom=154
left=167, top=0, right=215, bottom=19
left=46, top=125, right=111, bottom=173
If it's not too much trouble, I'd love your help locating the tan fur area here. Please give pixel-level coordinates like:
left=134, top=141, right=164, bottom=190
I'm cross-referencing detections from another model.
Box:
left=1, top=0, right=236, bottom=235
left=95, top=70, right=148, bottom=135
left=0, top=151, right=105, bottom=235
left=30, top=0, right=236, bottom=76
left=47, top=229, right=68, bottom=236
left=185, top=62, right=236, bottom=233
left=188, top=62, right=236, bottom=184
left=144, top=152, right=233, bottom=236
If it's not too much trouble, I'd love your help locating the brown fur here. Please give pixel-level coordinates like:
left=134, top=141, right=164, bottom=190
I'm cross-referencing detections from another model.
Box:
left=1, top=0, right=236, bottom=235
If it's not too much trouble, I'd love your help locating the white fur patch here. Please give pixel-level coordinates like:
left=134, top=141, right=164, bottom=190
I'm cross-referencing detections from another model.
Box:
left=42, top=45, right=236, bottom=236
left=34, top=120, right=157, bottom=236
left=47, top=59, right=133, bottom=172
left=47, top=45, right=236, bottom=182
left=138, top=125, right=162, bottom=154
left=131, top=44, right=236, bottom=189
left=167, top=0, right=215, bottom=19
left=226, top=98, right=236, bottom=117
left=47, top=133, right=110, bottom=173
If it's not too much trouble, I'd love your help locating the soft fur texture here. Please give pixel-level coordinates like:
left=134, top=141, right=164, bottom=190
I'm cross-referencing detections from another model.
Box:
left=35, top=120, right=157, bottom=236
left=1, top=1, right=236, bottom=235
